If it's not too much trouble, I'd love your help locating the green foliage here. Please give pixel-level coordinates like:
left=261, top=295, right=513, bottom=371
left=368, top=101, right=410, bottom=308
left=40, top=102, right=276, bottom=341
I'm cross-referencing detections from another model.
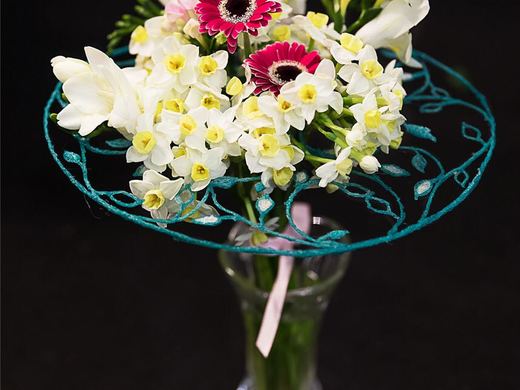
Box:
left=345, top=0, right=382, bottom=34
left=107, top=0, right=163, bottom=54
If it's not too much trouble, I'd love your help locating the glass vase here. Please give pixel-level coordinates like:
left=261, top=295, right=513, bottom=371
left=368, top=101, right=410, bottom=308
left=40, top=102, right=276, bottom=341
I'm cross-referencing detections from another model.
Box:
left=219, top=217, right=351, bottom=390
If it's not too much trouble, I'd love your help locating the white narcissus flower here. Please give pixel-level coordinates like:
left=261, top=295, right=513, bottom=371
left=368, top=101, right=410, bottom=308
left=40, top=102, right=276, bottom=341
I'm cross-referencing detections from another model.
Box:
left=315, top=148, right=353, bottom=187
left=258, top=94, right=305, bottom=133
left=281, top=59, right=343, bottom=123
left=359, top=155, right=381, bottom=174
left=292, top=13, right=340, bottom=48
left=129, top=16, right=167, bottom=58
left=52, top=47, right=141, bottom=137
left=196, top=50, right=228, bottom=90
left=239, top=129, right=304, bottom=174
left=355, top=0, right=430, bottom=67
left=170, top=147, right=228, bottom=191
left=126, top=114, right=174, bottom=172
left=236, top=96, right=274, bottom=130
left=330, top=33, right=365, bottom=65
left=129, top=170, right=184, bottom=220
left=349, top=93, right=405, bottom=151
left=204, top=107, right=244, bottom=157
left=148, top=36, right=199, bottom=92
left=338, top=45, right=386, bottom=96
left=158, top=106, right=209, bottom=151
left=184, top=84, right=230, bottom=111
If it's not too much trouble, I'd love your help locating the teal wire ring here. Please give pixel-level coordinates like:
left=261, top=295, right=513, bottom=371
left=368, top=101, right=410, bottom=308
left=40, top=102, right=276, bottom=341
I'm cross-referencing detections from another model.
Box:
left=43, top=47, right=496, bottom=258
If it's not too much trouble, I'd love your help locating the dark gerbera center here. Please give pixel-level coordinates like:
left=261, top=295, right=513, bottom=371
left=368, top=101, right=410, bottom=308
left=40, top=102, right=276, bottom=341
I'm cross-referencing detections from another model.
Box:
left=218, top=0, right=257, bottom=23
left=268, top=60, right=307, bottom=85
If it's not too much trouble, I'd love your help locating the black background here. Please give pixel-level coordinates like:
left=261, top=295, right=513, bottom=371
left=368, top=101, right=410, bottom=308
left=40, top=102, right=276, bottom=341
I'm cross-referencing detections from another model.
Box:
left=2, top=1, right=519, bottom=389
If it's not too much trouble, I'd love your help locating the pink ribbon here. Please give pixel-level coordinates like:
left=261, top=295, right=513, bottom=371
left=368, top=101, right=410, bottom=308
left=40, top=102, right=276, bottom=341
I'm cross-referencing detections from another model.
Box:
left=256, top=202, right=312, bottom=357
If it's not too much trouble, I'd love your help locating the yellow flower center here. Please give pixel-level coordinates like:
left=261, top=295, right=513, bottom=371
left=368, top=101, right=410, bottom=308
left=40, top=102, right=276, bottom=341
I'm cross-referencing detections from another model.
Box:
left=243, top=96, right=263, bottom=119
left=307, top=11, right=328, bottom=28
left=165, top=98, right=185, bottom=113
left=179, top=115, right=197, bottom=136
left=252, top=127, right=276, bottom=138
left=272, top=25, right=291, bottom=41
left=198, top=56, right=218, bottom=76
left=277, top=97, right=293, bottom=112
left=361, top=60, right=383, bottom=80
left=191, top=162, right=210, bottom=182
left=226, top=77, right=243, bottom=96
left=336, top=158, right=353, bottom=176
left=200, top=94, right=221, bottom=110
left=206, top=125, right=225, bottom=143
left=132, top=131, right=156, bottom=154
left=172, top=146, right=186, bottom=158
left=259, top=134, right=280, bottom=157
left=298, top=84, right=317, bottom=103
left=132, top=26, right=148, bottom=44
left=365, top=109, right=382, bottom=129
left=165, top=54, right=186, bottom=74
left=340, top=33, right=364, bottom=54
left=273, top=167, right=294, bottom=187
left=143, top=189, right=165, bottom=210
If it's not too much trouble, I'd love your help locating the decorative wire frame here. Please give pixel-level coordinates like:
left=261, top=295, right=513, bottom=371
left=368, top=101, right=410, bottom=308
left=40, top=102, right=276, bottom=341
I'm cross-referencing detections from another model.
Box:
left=43, top=47, right=496, bottom=258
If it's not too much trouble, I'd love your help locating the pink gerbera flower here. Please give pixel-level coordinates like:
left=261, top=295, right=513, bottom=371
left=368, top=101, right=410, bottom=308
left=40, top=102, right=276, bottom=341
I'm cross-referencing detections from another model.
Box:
left=195, top=0, right=281, bottom=53
left=245, top=41, right=321, bottom=95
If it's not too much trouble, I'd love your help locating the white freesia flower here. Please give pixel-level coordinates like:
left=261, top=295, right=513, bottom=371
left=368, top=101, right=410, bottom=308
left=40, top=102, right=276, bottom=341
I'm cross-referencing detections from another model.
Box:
left=148, top=36, right=199, bottom=92
left=126, top=114, right=174, bottom=172
left=258, top=94, right=305, bottom=133
left=239, top=129, right=304, bottom=174
left=170, top=147, right=228, bottom=191
left=53, top=47, right=141, bottom=137
left=359, top=155, right=381, bottom=174
left=158, top=106, right=209, bottom=151
left=129, top=169, right=184, bottom=220
left=196, top=50, right=229, bottom=89
left=355, top=0, right=430, bottom=67
left=338, top=45, right=386, bottom=96
left=315, top=148, right=353, bottom=187
left=281, top=59, right=343, bottom=123
left=51, top=56, right=90, bottom=83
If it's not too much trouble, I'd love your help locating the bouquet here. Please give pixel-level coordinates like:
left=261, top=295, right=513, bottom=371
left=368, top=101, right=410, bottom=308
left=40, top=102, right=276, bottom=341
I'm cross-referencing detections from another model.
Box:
left=48, top=0, right=433, bottom=388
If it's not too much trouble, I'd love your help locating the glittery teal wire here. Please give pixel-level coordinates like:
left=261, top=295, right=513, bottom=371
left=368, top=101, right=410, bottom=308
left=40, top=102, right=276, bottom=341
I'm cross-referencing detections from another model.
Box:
left=43, top=47, right=496, bottom=258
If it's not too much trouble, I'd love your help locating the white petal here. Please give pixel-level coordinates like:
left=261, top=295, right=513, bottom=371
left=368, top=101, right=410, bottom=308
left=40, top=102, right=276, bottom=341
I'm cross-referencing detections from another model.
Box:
left=159, top=178, right=184, bottom=199
left=143, top=169, right=169, bottom=185
left=129, top=180, right=154, bottom=198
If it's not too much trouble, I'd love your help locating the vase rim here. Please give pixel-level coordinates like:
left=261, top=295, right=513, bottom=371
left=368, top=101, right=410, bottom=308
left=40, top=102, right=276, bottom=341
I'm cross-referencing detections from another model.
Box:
left=219, top=216, right=351, bottom=299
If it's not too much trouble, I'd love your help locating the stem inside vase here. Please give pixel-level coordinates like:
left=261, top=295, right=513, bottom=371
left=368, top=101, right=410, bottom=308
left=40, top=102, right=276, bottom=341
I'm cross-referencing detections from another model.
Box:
left=219, top=217, right=351, bottom=390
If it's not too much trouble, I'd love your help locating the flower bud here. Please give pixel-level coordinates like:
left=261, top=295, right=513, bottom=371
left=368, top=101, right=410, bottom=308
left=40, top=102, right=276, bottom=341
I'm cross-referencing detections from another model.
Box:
left=273, top=167, right=294, bottom=187
left=359, top=155, right=381, bottom=174
left=51, top=56, right=90, bottom=83
left=183, top=18, right=202, bottom=40
left=226, top=77, right=243, bottom=96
